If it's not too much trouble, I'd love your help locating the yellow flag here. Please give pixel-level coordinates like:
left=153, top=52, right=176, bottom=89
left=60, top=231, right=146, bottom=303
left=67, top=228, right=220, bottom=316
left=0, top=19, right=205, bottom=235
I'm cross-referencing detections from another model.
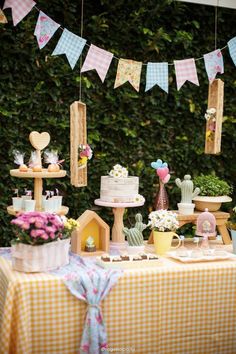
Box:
left=0, top=9, right=8, bottom=24
left=114, top=59, right=142, bottom=92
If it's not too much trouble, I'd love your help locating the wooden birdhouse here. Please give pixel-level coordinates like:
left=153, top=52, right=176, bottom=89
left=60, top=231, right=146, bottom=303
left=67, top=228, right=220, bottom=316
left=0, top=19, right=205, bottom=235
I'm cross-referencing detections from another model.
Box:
left=71, top=210, right=110, bottom=256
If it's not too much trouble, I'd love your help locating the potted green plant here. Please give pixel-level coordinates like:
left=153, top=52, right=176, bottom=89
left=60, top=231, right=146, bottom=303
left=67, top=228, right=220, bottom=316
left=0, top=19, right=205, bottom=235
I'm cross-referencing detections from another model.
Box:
left=192, top=175, right=232, bottom=211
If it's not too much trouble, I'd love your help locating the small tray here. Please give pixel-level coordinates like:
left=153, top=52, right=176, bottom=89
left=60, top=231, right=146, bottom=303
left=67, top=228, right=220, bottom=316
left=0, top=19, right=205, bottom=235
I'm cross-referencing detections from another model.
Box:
left=167, top=250, right=236, bottom=263
left=96, top=254, right=161, bottom=269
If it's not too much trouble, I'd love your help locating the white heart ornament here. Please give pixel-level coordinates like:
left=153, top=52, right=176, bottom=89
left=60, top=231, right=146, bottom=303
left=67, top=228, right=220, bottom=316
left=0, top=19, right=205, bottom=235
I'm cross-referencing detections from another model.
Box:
left=29, top=131, right=50, bottom=150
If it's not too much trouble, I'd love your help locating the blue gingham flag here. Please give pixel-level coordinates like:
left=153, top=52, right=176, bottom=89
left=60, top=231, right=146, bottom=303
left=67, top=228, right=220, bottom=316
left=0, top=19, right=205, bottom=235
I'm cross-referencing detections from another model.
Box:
left=52, top=29, right=86, bottom=69
left=145, top=62, right=168, bottom=93
left=228, top=37, right=236, bottom=66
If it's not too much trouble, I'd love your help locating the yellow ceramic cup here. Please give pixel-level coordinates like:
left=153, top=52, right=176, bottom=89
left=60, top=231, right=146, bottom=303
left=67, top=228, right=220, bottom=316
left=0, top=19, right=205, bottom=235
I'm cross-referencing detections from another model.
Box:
left=153, top=231, right=181, bottom=256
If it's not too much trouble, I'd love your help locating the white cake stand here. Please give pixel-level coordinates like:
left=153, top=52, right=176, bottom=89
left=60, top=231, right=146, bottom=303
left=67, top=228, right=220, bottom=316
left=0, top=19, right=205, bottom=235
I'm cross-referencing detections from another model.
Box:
left=94, top=199, right=145, bottom=255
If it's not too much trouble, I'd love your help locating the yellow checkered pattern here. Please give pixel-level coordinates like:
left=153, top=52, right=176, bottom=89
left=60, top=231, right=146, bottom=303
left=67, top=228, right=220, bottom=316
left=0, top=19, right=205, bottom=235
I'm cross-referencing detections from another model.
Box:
left=1, top=249, right=236, bottom=354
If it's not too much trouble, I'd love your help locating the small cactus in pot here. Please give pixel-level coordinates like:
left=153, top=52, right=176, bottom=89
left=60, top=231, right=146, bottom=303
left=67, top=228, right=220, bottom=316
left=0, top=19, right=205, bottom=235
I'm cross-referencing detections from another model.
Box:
left=175, top=175, right=200, bottom=204
left=123, top=214, right=147, bottom=251
left=175, top=175, right=200, bottom=215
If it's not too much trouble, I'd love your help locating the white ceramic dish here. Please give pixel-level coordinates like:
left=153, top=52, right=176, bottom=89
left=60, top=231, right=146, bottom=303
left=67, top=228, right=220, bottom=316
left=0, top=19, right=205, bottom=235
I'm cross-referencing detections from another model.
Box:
left=167, top=250, right=236, bottom=263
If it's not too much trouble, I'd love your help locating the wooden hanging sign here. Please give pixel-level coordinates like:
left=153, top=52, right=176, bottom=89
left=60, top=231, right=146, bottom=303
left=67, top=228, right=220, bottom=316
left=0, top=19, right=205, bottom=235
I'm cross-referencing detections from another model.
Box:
left=204, top=79, right=224, bottom=155
left=70, top=101, right=87, bottom=187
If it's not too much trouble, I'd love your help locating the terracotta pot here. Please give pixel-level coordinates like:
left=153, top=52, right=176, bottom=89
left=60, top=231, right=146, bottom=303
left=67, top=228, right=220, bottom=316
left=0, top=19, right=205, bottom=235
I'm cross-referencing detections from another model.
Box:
left=193, top=196, right=232, bottom=212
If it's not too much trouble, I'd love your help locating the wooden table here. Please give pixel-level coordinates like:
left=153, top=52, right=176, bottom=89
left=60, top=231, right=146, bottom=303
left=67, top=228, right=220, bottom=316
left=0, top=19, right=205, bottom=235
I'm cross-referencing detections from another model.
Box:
left=148, top=210, right=231, bottom=245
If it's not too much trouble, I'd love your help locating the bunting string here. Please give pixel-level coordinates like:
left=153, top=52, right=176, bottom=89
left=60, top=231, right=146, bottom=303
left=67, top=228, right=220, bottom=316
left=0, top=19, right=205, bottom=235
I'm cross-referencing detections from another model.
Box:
left=1, top=0, right=236, bottom=93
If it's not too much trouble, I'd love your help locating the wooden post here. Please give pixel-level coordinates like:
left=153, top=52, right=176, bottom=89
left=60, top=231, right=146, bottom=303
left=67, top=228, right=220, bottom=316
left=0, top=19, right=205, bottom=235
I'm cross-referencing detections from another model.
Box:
left=205, top=79, right=224, bottom=155
left=70, top=101, right=87, bottom=187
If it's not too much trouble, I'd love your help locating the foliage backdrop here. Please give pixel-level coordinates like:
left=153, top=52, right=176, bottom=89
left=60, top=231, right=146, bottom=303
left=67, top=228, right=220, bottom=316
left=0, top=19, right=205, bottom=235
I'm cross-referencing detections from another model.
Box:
left=0, top=0, right=236, bottom=245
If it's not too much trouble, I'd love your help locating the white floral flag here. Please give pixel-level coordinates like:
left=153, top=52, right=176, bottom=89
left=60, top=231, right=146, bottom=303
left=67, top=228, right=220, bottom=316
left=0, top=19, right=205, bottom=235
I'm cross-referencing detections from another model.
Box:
left=52, top=29, right=86, bottom=69
left=203, top=49, right=224, bottom=83
left=34, top=11, right=60, bottom=49
left=174, top=58, right=199, bottom=90
left=114, top=59, right=142, bottom=92
left=3, top=0, right=35, bottom=26
left=81, top=44, right=113, bottom=82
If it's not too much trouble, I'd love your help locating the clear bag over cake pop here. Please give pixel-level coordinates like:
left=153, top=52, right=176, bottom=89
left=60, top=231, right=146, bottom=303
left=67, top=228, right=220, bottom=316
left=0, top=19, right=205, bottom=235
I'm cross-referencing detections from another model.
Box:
left=13, top=150, right=28, bottom=172
left=44, top=149, right=64, bottom=172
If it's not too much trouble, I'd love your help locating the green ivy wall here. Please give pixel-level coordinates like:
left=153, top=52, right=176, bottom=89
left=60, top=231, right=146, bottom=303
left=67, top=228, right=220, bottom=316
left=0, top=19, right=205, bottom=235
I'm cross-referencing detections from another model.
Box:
left=0, top=0, right=236, bottom=245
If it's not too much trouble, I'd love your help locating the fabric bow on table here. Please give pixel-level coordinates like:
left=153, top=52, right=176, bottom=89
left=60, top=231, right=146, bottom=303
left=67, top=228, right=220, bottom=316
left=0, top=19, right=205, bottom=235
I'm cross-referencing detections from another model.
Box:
left=52, top=255, right=123, bottom=354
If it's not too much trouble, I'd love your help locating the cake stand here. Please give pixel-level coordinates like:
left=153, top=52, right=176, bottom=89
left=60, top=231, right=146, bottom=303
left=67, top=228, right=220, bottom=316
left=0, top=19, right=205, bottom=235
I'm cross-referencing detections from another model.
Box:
left=9, top=169, right=68, bottom=214
left=94, top=199, right=145, bottom=255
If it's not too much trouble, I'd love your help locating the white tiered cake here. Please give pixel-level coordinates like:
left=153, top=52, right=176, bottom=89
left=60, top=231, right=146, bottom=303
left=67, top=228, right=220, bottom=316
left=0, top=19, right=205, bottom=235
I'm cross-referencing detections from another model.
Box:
left=100, top=164, right=144, bottom=203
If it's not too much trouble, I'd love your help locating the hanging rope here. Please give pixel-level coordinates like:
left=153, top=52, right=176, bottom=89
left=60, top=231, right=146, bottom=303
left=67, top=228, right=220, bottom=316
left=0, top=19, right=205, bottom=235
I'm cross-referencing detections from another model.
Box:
left=214, top=0, right=219, bottom=50
left=79, top=0, right=84, bottom=101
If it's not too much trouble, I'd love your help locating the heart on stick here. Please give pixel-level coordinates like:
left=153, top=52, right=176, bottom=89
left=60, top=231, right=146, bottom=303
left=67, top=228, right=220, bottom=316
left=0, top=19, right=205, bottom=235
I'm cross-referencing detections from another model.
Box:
left=29, top=131, right=50, bottom=150
left=162, top=174, right=171, bottom=184
left=156, top=167, right=169, bottom=180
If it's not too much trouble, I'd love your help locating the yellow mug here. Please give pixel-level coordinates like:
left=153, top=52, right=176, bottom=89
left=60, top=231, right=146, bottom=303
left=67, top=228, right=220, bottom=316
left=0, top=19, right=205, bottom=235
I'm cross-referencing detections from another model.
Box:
left=153, top=231, right=181, bottom=256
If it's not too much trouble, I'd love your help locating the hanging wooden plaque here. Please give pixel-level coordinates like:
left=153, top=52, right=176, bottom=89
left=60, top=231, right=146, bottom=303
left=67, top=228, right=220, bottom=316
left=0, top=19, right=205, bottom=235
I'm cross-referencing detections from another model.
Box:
left=70, top=101, right=87, bottom=187
left=204, top=79, right=224, bottom=155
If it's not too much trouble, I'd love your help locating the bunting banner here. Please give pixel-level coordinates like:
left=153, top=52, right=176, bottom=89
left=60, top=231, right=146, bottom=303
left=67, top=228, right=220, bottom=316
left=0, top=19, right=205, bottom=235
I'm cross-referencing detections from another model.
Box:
left=52, top=29, right=86, bottom=70
left=145, top=62, right=169, bottom=93
left=3, top=0, right=35, bottom=26
left=1, top=2, right=236, bottom=94
left=203, top=49, right=224, bottom=84
left=34, top=11, right=60, bottom=49
left=228, top=37, right=236, bottom=67
left=0, top=8, right=8, bottom=23
left=81, top=44, right=113, bottom=82
left=174, top=58, right=199, bottom=90
left=114, top=59, right=142, bottom=92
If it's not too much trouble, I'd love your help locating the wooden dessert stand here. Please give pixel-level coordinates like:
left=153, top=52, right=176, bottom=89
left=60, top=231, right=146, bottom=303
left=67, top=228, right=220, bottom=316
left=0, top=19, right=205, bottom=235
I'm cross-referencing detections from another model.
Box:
left=148, top=210, right=231, bottom=245
left=94, top=199, right=145, bottom=254
left=8, top=132, right=68, bottom=215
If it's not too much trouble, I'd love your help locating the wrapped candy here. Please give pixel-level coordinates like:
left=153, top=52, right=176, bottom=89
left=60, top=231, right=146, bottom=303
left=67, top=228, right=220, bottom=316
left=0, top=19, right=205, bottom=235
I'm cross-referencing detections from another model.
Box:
left=13, top=150, right=28, bottom=172
left=44, top=149, right=64, bottom=172
left=29, top=151, right=42, bottom=172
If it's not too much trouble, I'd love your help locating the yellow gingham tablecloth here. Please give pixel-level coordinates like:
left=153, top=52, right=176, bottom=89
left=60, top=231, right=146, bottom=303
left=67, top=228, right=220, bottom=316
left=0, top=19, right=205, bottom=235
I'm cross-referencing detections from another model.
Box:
left=1, top=245, right=236, bottom=354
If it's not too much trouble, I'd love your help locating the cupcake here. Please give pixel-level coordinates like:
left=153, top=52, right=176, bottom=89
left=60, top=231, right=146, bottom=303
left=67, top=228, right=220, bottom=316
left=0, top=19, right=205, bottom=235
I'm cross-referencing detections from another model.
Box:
left=139, top=253, right=148, bottom=260
left=133, top=256, right=143, bottom=261
left=120, top=253, right=130, bottom=261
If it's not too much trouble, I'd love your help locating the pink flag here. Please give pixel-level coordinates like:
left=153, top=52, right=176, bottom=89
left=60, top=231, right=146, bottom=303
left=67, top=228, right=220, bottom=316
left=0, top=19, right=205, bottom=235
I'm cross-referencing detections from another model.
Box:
left=174, top=58, right=199, bottom=91
left=34, top=11, right=60, bottom=49
left=3, top=0, right=35, bottom=26
left=81, top=44, right=113, bottom=82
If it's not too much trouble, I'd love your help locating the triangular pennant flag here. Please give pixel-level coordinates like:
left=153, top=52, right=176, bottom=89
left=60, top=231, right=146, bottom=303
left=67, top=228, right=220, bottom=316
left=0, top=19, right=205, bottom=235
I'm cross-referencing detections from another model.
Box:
left=145, top=62, right=168, bottom=93
left=114, top=59, right=142, bottom=92
left=52, top=29, right=86, bottom=69
left=228, top=37, right=236, bottom=67
left=3, top=0, right=35, bottom=26
left=0, top=8, right=8, bottom=23
left=34, top=11, right=60, bottom=49
left=203, top=49, right=224, bottom=83
left=174, top=58, right=199, bottom=91
left=81, top=44, right=113, bottom=82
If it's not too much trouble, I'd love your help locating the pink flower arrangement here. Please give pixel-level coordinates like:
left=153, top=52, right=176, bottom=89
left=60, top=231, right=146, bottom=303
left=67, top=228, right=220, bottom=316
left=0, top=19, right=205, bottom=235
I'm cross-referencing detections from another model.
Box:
left=11, top=212, right=79, bottom=246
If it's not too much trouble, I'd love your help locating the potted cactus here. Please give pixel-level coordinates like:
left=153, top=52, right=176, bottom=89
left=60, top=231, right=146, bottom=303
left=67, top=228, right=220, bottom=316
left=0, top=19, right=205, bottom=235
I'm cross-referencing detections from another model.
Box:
left=123, top=213, right=147, bottom=254
left=175, top=175, right=200, bottom=215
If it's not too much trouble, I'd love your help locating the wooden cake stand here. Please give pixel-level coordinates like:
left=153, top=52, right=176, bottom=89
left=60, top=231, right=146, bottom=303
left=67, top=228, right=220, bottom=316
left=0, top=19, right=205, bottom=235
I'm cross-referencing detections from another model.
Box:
left=94, top=199, right=145, bottom=254
left=9, top=169, right=68, bottom=214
